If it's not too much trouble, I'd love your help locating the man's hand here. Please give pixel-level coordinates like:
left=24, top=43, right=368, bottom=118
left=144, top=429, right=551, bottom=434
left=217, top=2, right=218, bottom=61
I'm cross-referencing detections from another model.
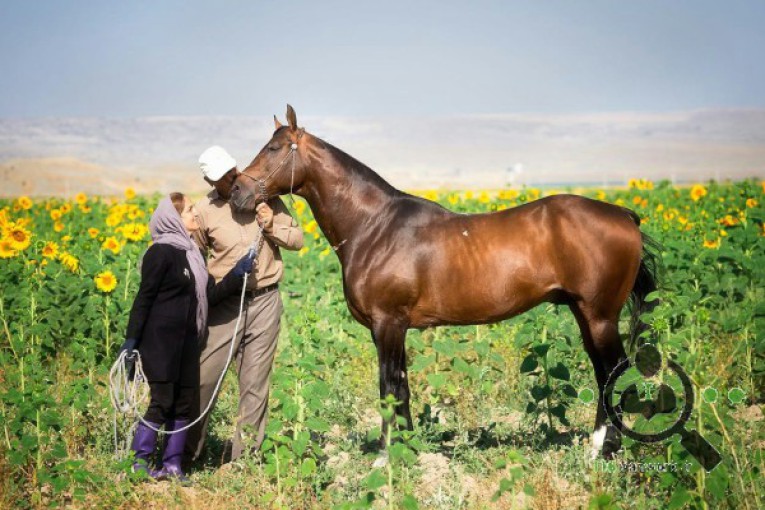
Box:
left=256, top=202, right=274, bottom=232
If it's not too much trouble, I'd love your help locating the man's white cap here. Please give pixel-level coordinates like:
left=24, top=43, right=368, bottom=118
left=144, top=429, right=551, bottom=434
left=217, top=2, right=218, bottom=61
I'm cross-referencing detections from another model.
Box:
left=199, top=146, right=237, bottom=182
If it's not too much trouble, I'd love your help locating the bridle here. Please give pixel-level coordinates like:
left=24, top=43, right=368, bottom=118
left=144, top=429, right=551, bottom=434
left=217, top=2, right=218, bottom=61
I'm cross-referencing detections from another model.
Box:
left=238, top=129, right=304, bottom=205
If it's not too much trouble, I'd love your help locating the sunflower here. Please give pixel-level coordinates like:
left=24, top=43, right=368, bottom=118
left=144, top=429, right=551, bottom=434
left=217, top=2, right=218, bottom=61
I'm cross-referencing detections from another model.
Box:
left=74, top=192, right=88, bottom=205
left=53, top=221, right=65, bottom=233
left=106, top=214, right=122, bottom=227
left=478, top=191, right=491, bottom=204
left=703, top=238, right=721, bottom=249
left=0, top=238, right=17, bottom=258
left=41, top=241, right=59, bottom=259
left=58, top=252, right=79, bottom=272
left=319, top=247, right=331, bottom=259
left=16, top=196, right=33, bottom=210
left=120, top=223, right=147, bottom=242
left=94, top=270, right=118, bottom=293
left=102, top=236, right=122, bottom=254
left=423, top=190, right=439, bottom=202
left=498, top=189, right=519, bottom=201
left=8, top=225, right=32, bottom=251
left=303, top=220, right=318, bottom=234
left=79, top=204, right=92, bottom=214
left=298, top=246, right=309, bottom=258
left=50, top=209, right=62, bottom=221
left=293, top=200, right=306, bottom=216
left=690, top=184, right=707, bottom=202
left=88, top=228, right=100, bottom=238
left=447, top=194, right=459, bottom=206
left=125, top=187, right=136, bottom=200
left=746, top=198, right=758, bottom=208
left=719, top=215, right=739, bottom=227
left=60, top=203, right=72, bottom=214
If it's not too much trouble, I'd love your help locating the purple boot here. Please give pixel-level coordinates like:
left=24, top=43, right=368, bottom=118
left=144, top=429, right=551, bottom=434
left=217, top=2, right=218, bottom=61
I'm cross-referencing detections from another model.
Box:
left=131, top=420, right=161, bottom=478
left=157, top=418, right=191, bottom=484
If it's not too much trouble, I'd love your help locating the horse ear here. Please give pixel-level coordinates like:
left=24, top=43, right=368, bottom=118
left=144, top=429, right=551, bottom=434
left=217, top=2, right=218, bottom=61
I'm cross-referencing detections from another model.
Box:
left=273, top=115, right=283, bottom=130
left=286, top=104, right=298, bottom=129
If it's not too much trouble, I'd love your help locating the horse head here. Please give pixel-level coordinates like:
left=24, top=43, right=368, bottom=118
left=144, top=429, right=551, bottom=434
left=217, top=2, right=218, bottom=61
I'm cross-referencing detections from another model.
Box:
left=230, top=104, right=310, bottom=212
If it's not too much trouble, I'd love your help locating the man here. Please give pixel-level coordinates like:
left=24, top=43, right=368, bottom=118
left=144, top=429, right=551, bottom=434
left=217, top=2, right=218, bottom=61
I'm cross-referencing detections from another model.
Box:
left=187, top=145, right=303, bottom=463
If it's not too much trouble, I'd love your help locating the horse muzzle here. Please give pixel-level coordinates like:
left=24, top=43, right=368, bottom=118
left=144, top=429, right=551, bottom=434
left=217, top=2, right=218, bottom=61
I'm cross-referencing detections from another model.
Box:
left=229, top=185, right=259, bottom=212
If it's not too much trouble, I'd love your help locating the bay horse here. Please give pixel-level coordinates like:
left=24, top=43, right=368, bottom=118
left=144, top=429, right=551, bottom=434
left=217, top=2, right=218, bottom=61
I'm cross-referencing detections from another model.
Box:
left=230, top=105, right=660, bottom=458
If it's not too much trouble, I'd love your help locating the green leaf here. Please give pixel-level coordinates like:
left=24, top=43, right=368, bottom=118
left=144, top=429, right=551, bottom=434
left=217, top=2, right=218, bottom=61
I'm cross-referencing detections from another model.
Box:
left=530, top=385, right=552, bottom=402
left=548, top=362, right=570, bottom=381
left=364, top=469, right=387, bottom=491
left=519, top=355, right=538, bottom=373
left=301, top=458, right=316, bottom=477
left=401, top=494, right=419, bottom=510
left=563, top=384, right=579, bottom=398
left=306, top=417, right=329, bottom=432
left=367, top=427, right=382, bottom=442
left=410, top=354, right=436, bottom=372
left=532, top=344, right=550, bottom=357
left=667, top=487, right=691, bottom=510
left=427, top=373, right=447, bottom=389
left=550, top=404, right=570, bottom=426
left=706, top=465, right=729, bottom=500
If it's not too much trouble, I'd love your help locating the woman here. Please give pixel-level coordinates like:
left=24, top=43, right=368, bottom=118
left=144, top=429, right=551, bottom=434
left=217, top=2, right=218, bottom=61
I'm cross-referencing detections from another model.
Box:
left=120, top=192, right=253, bottom=481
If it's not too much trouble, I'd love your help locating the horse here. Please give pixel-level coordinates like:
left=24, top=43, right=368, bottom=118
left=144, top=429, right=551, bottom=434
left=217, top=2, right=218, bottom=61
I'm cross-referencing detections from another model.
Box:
left=230, top=105, right=661, bottom=458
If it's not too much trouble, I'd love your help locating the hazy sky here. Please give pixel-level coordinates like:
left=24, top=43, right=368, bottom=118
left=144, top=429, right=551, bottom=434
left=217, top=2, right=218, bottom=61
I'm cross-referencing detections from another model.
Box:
left=2, top=1, right=764, bottom=117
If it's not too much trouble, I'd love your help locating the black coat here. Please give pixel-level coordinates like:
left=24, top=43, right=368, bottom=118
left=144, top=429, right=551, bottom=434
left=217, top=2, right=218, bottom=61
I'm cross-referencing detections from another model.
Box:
left=125, top=243, right=242, bottom=382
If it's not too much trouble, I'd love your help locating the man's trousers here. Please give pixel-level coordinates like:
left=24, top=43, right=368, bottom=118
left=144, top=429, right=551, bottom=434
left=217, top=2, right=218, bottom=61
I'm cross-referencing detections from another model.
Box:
left=186, top=287, right=282, bottom=461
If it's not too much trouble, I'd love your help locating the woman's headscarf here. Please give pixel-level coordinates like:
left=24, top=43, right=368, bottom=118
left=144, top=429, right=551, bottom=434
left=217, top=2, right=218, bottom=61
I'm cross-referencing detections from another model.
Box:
left=149, top=196, right=208, bottom=337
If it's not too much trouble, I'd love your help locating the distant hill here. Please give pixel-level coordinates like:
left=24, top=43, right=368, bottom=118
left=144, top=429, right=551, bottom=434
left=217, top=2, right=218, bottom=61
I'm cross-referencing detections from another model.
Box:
left=1, top=109, right=764, bottom=197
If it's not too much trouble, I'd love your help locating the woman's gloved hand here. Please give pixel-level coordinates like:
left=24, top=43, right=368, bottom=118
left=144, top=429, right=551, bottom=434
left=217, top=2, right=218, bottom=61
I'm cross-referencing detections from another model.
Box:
left=233, top=252, right=255, bottom=277
left=119, top=338, right=139, bottom=380
left=119, top=338, right=138, bottom=359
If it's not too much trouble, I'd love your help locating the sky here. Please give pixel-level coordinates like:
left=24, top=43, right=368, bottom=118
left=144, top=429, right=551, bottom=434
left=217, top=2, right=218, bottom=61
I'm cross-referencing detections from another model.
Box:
left=1, top=0, right=764, bottom=118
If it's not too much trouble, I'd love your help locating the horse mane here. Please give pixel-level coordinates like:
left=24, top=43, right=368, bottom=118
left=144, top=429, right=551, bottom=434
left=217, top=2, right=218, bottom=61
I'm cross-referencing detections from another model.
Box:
left=314, top=135, right=451, bottom=213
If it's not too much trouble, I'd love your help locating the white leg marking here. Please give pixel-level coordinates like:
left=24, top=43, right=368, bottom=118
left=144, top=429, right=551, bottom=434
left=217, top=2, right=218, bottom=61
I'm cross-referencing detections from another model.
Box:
left=590, top=425, right=607, bottom=460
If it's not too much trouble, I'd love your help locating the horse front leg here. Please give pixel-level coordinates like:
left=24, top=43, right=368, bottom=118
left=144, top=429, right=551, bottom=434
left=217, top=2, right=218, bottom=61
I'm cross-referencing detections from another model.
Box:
left=372, top=320, right=412, bottom=442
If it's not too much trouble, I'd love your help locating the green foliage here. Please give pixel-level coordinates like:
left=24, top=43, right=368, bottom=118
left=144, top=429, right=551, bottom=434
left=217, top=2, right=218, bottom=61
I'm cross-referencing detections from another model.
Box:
left=0, top=181, right=763, bottom=508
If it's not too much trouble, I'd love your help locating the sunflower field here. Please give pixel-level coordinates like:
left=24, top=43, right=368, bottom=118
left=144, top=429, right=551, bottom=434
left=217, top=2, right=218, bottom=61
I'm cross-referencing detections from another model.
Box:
left=0, top=180, right=763, bottom=509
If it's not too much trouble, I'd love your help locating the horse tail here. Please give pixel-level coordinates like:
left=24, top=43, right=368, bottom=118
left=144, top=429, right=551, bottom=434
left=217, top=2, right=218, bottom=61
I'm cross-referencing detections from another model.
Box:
left=626, top=215, right=663, bottom=353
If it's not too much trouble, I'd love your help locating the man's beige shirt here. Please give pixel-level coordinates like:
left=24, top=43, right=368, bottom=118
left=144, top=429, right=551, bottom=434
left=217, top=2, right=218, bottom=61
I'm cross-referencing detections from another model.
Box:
left=193, top=190, right=303, bottom=289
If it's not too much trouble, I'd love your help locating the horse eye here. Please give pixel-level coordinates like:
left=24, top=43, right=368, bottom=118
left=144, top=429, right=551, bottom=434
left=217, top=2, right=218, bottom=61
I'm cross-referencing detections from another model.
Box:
left=268, top=143, right=281, bottom=151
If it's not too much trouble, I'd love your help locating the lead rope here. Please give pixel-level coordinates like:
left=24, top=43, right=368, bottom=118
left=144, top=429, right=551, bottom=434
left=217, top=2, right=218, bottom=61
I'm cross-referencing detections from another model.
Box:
left=109, top=226, right=265, bottom=455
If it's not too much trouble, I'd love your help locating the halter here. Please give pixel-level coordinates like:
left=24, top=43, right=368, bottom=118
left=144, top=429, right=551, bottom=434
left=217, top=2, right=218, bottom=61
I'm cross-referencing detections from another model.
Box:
left=238, top=129, right=304, bottom=205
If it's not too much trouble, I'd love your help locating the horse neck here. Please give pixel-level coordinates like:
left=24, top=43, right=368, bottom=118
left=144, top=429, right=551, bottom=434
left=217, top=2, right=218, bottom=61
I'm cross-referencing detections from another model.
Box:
left=299, top=142, right=398, bottom=254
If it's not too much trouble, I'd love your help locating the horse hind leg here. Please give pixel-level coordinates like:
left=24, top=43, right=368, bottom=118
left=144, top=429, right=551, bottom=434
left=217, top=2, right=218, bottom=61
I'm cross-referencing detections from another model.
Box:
left=570, top=302, right=628, bottom=459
